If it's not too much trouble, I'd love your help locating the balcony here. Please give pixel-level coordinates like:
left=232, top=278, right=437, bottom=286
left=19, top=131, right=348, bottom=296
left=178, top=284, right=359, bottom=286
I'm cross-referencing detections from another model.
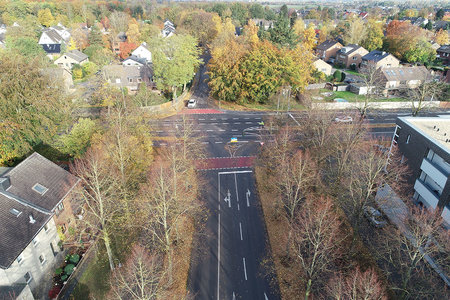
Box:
left=414, top=179, right=440, bottom=209
left=420, top=158, right=448, bottom=189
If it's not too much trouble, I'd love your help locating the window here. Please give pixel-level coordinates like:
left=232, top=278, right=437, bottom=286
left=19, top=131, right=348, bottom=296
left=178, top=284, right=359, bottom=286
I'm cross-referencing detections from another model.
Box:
left=352, top=56, right=358, bottom=60
left=24, top=272, right=32, bottom=283
left=32, top=237, right=39, bottom=247
left=115, top=78, right=121, bottom=84
left=39, top=254, right=46, bottom=265
left=406, top=134, right=411, bottom=144
left=137, top=78, right=142, bottom=83
left=9, top=208, right=22, bottom=217
left=17, top=254, right=23, bottom=264
left=32, top=183, right=48, bottom=195
left=128, top=77, right=133, bottom=83
left=50, top=243, right=57, bottom=257
left=55, top=202, right=64, bottom=215
left=44, top=223, right=49, bottom=232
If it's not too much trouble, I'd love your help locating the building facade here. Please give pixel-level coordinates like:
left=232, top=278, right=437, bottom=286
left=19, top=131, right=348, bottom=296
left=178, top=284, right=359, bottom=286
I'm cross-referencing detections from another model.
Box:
left=391, top=117, right=450, bottom=226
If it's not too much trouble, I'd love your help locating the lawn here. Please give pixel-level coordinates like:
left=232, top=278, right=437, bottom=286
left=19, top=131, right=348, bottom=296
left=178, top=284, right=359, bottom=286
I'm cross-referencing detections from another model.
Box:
left=215, top=98, right=306, bottom=111
left=321, top=91, right=408, bottom=103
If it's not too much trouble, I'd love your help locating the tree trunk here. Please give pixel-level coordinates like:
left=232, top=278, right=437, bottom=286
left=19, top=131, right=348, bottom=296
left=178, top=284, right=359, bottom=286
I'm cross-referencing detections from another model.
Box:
left=304, top=279, right=312, bottom=300
left=172, top=86, right=178, bottom=103
left=104, top=230, right=115, bottom=271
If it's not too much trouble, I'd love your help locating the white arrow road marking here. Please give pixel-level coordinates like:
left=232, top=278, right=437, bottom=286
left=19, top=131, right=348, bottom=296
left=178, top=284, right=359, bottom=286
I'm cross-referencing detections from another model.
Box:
left=233, top=292, right=236, bottom=300
left=243, top=258, right=248, bottom=280
left=246, top=189, right=251, bottom=207
left=239, top=222, right=243, bottom=241
left=264, top=292, right=269, bottom=300
left=224, top=190, right=231, bottom=208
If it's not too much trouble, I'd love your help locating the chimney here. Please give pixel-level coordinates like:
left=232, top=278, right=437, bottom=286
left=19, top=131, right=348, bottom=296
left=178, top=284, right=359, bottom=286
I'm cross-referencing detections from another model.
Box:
left=0, top=177, right=10, bottom=191
left=29, top=215, right=36, bottom=224
left=382, top=51, right=386, bottom=55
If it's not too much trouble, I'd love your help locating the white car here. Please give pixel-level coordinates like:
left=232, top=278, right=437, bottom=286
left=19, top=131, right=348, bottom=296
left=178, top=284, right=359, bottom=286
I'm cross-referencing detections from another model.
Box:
left=334, top=116, right=353, bottom=123
left=187, top=99, right=197, bottom=108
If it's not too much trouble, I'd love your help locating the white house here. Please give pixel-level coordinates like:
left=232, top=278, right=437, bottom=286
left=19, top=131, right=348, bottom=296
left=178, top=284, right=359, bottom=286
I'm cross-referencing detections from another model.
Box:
left=38, top=24, right=71, bottom=55
left=122, top=56, right=146, bottom=66
left=54, top=50, right=89, bottom=70
left=162, top=20, right=175, bottom=38
left=131, top=42, right=152, bottom=64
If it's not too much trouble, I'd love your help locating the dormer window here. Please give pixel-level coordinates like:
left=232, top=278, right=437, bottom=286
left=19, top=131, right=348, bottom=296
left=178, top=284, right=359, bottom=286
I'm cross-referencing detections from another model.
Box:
left=32, top=183, right=48, bottom=195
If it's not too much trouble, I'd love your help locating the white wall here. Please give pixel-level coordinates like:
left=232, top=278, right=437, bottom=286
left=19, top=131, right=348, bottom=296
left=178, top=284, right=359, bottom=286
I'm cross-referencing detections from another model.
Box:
left=0, top=218, right=61, bottom=291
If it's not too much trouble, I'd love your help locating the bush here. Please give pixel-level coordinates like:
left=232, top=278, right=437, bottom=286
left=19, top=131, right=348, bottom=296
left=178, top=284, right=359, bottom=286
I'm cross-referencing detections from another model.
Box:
left=72, top=64, right=83, bottom=80
left=55, top=268, right=63, bottom=275
left=333, top=70, right=343, bottom=82
left=82, top=62, right=98, bottom=77
left=69, top=254, right=80, bottom=264
left=64, top=264, right=75, bottom=275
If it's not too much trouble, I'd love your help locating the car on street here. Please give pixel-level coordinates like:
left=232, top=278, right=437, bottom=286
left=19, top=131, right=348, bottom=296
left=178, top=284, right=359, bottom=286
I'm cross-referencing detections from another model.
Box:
left=334, top=116, right=353, bottom=123
left=364, top=206, right=387, bottom=228
left=187, top=99, right=197, bottom=108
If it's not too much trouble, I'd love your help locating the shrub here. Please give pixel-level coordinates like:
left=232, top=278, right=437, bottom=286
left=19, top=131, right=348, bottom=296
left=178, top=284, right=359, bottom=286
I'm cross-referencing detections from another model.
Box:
left=333, top=70, right=343, bottom=82
left=64, top=264, right=75, bottom=275
left=69, top=254, right=80, bottom=264
left=55, top=268, right=63, bottom=275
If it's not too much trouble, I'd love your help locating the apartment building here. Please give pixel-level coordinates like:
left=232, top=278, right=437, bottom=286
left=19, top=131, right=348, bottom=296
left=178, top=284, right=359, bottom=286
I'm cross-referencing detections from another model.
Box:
left=391, top=117, right=450, bottom=226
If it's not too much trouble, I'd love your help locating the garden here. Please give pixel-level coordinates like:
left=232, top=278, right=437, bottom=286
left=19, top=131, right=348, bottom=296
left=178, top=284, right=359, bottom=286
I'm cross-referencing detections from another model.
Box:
left=48, top=250, right=85, bottom=299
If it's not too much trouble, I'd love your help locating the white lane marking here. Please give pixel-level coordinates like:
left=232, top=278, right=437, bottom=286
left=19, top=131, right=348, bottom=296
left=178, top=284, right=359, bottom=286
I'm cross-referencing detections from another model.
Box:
left=212, top=123, right=218, bottom=125
left=246, top=189, right=251, bottom=207
left=233, top=292, right=236, bottom=300
left=223, top=122, right=229, bottom=124
left=234, top=173, right=240, bottom=204
left=211, top=118, right=217, bottom=120
left=231, top=129, right=238, bottom=132
left=234, top=122, right=241, bottom=124
left=218, top=170, right=253, bottom=175
left=385, top=118, right=396, bottom=121
left=222, top=118, right=228, bottom=120
left=367, top=118, right=374, bottom=121
left=244, top=117, right=250, bottom=119
left=207, top=129, right=213, bottom=132
left=160, top=143, right=167, bottom=146
left=217, top=173, right=221, bottom=300
left=245, top=122, right=252, bottom=124
left=215, top=141, right=223, bottom=144
left=239, top=222, right=243, bottom=241
left=255, top=117, right=262, bottom=119
left=202, top=142, right=209, bottom=144
left=217, top=213, right=221, bottom=300
left=194, top=129, right=201, bottom=132
left=233, top=118, right=239, bottom=120
left=264, top=292, right=269, bottom=300
left=199, top=118, right=205, bottom=120
left=219, top=129, right=225, bottom=132
left=238, top=203, right=240, bottom=211
left=243, top=258, right=248, bottom=280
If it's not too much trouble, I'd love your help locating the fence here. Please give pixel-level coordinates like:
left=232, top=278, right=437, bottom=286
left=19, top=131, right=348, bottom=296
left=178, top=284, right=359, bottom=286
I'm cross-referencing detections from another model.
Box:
left=141, top=90, right=189, bottom=114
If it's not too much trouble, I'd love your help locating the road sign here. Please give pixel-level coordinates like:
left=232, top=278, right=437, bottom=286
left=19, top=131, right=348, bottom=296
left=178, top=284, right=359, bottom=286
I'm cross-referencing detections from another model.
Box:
left=230, top=137, right=238, bottom=143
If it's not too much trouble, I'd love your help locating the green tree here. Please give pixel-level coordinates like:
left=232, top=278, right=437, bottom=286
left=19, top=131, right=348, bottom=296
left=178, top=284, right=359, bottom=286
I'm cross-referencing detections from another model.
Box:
left=436, top=9, right=444, bottom=20
left=403, top=40, right=436, bottom=64
left=269, top=14, right=298, bottom=48
left=0, top=55, right=71, bottom=165
left=5, top=36, right=45, bottom=59
left=82, top=62, right=99, bottom=77
left=230, top=2, right=249, bottom=26
left=59, top=118, right=98, bottom=158
left=88, top=24, right=104, bottom=46
left=151, top=34, right=202, bottom=100
left=280, top=4, right=289, bottom=18
left=249, top=3, right=265, bottom=19
left=362, top=19, right=384, bottom=51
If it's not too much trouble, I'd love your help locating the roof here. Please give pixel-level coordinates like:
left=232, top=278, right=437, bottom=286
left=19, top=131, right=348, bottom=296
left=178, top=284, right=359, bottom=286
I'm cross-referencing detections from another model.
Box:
left=437, top=45, right=450, bottom=54
left=41, top=29, right=63, bottom=44
left=123, top=55, right=146, bottom=65
left=316, top=40, right=341, bottom=51
left=398, top=117, right=450, bottom=153
left=380, top=66, right=429, bottom=82
left=65, top=50, right=88, bottom=63
left=0, top=193, right=52, bottom=268
left=362, top=50, right=396, bottom=62
left=3, top=152, right=79, bottom=212
left=339, top=44, right=365, bottom=56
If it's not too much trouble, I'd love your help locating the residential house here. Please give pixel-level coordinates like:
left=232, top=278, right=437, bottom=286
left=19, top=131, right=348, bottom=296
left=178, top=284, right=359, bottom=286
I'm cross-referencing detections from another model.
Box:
left=251, top=19, right=274, bottom=30
left=122, top=55, right=146, bottom=66
left=41, top=68, right=74, bottom=93
left=38, top=24, right=71, bottom=55
left=360, top=50, right=400, bottom=71
left=0, top=33, right=5, bottom=49
left=102, top=65, right=153, bottom=93
left=162, top=20, right=175, bottom=38
left=391, top=117, right=450, bottom=227
left=315, top=40, right=343, bottom=63
left=377, top=66, right=429, bottom=96
left=0, top=24, right=6, bottom=35
left=433, top=21, right=449, bottom=31
left=436, top=45, right=450, bottom=66
left=131, top=42, right=152, bottom=64
left=54, top=50, right=89, bottom=70
left=313, top=58, right=333, bottom=76
left=335, top=44, right=369, bottom=69
left=112, top=32, right=127, bottom=56
left=0, top=153, right=80, bottom=294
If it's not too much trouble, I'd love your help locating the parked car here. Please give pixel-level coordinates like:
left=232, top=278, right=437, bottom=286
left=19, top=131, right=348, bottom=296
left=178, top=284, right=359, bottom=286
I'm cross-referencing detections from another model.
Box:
left=364, top=206, right=387, bottom=228
left=187, top=99, right=197, bottom=108
left=334, top=116, right=353, bottom=123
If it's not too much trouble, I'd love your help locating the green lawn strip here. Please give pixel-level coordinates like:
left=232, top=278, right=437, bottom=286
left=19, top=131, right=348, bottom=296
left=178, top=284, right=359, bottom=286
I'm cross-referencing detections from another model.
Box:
left=72, top=247, right=111, bottom=299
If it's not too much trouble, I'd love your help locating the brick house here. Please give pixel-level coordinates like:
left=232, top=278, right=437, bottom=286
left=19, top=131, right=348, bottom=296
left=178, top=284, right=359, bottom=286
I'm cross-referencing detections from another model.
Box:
left=315, top=40, right=343, bottom=63
left=436, top=45, right=450, bottom=66
left=334, top=44, right=369, bottom=69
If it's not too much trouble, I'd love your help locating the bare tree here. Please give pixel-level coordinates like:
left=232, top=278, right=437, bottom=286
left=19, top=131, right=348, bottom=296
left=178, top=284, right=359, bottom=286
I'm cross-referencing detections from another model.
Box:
left=327, top=267, right=388, bottom=300
left=292, top=196, right=346, bottom=300
left=356, top=63, right=384, bottom=118
left=174, top=114, right=206, bottom=161
left=343, top=18, right=368, bottom=45
left=378, top=207, right=450, bottom=299
left=72, top=148, right=121, bottom=271
left=407, top=72, right=444, bottom=117
left=110, top=244, right=164, bottom=300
